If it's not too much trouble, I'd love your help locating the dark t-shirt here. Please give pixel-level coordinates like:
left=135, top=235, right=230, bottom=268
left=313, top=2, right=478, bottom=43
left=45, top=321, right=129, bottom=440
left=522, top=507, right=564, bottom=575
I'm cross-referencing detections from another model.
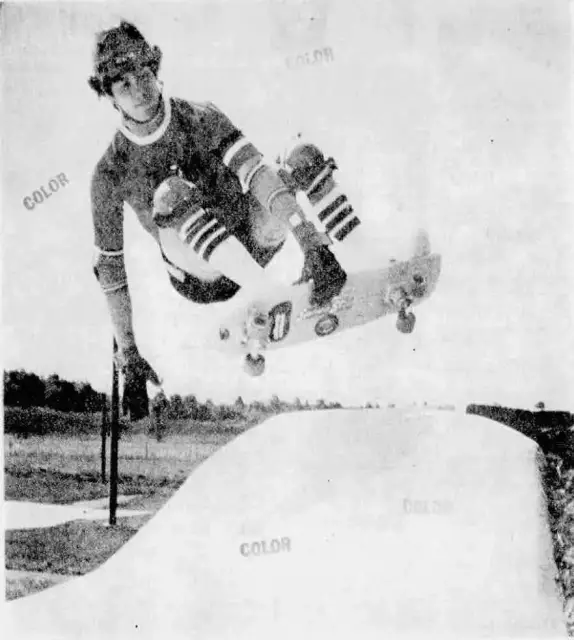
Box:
left=91, top=97, right=261, bottom=302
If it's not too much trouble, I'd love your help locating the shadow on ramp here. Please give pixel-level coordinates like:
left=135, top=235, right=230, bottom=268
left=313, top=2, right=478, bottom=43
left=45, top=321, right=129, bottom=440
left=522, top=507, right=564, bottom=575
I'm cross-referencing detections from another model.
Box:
left=4, top=410, right=567, bottom=639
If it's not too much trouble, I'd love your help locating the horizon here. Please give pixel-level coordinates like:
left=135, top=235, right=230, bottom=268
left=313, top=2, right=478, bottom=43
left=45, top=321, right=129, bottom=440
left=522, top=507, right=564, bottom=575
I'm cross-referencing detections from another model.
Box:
left=2, top=1, right=572, bottom=411
left=1, top=365, right=549, bottom=413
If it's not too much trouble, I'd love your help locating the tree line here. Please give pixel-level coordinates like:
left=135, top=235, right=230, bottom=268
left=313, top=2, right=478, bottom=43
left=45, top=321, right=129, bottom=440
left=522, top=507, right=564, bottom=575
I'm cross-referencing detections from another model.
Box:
left=4, top=370, right=104, bottom=413
left=3, top=369, right=346, bottom=420
left=163, top=393, right=344, bottom=421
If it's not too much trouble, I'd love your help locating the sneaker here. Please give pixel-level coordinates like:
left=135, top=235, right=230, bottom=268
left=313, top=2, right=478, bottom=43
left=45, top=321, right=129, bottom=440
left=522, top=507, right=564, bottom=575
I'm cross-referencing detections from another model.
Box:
left=295, top=244, right=347, bottom=307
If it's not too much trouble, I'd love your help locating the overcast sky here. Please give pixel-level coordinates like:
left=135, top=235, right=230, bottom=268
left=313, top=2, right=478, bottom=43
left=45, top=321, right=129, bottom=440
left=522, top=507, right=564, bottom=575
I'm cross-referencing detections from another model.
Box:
left=2, top=0, right=572, bottom=409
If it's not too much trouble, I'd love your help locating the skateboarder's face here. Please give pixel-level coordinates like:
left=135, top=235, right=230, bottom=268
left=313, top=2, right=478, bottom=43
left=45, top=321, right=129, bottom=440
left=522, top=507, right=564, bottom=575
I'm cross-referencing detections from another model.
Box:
left=110, top=67, right=160, bottom=122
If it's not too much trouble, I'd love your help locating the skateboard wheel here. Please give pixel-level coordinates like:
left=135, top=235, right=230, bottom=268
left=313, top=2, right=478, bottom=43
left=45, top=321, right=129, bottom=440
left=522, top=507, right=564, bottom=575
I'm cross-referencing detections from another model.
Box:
left=243, top=354, right=266, bottom=377
left=396, top=311, right=416, bottom=334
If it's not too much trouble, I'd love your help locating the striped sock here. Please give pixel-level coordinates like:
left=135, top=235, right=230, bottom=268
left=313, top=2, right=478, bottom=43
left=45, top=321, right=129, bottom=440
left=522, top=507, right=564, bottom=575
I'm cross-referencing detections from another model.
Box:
left=180, top=210, right=274, bottom=291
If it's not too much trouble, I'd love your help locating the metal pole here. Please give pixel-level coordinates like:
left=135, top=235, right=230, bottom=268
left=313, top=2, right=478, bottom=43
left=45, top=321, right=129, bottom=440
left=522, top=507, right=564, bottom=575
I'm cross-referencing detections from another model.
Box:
left=109, top=338, right=120, bottom=526
left=100, top=393, right=108, bottom=483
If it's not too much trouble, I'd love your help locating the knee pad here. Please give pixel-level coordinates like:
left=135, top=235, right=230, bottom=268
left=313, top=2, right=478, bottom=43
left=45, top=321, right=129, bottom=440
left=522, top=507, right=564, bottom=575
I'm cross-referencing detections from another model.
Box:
left=152, top=176, right=230, bottom=262
left=282, top=141, right=337, bottom=195
left=152, top=176, right=204, bottom=230
left=93, top=248, right=128, bottom=294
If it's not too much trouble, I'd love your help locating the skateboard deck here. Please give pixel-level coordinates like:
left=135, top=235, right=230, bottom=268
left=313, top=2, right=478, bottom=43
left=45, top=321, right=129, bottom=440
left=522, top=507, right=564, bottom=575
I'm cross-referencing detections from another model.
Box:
left=216, top=231, right=441, bottom=375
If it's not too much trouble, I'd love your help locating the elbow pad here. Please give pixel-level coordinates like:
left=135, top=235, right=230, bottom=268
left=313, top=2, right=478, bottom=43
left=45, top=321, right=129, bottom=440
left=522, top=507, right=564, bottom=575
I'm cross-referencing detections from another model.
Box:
left=222, top=135, right=270, bottom=195
left=93, top=248, right=128, bottom=294
left=222, top=136, right=300, bottom=224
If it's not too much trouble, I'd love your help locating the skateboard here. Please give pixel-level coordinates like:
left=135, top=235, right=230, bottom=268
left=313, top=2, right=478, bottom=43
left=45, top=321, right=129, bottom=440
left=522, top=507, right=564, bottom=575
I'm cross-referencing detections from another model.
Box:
left=216, top=230, right=441, bottom=376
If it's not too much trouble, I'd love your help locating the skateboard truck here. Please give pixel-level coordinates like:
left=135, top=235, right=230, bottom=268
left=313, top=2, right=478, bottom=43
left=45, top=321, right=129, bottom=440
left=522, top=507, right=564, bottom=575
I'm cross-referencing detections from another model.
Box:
left=411, top=273, right=427, bottom=298
left=242, top=306, right=270, bottom=377
left=396, top=300, right=416, bottom=334
left=387, top=286, right=416, bottom=334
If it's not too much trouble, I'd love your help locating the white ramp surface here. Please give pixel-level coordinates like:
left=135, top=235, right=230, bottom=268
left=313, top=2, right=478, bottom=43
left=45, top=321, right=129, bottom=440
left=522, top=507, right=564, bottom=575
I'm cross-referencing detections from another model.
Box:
left=4, top=411, right=567, bottom=639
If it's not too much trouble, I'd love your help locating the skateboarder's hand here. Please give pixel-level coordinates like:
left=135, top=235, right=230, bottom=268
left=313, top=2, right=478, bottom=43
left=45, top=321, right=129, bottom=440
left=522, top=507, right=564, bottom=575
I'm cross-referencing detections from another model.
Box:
left=116, top=346, right=162, bottom=421
left=118, top=346, right=161, bottom=384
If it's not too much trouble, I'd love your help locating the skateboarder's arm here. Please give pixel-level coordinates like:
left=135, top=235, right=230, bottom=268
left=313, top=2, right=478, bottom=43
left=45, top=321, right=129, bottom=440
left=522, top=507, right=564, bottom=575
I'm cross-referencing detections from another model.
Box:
left=203, top=103, right=305, bottom=224
left=91, top=162, right=137, bottom=353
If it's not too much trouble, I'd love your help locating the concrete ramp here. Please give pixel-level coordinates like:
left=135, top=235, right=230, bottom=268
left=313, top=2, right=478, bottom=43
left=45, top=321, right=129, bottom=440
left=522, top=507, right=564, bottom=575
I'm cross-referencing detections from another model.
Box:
left=4, top=410, right=567, bottom=639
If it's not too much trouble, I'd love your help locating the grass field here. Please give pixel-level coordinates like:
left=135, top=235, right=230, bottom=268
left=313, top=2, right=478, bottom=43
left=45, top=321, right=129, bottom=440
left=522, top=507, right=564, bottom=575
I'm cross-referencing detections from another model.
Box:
left=4, top=406, right=255, bottom=503
left=5, top=431, right=235, bottom=496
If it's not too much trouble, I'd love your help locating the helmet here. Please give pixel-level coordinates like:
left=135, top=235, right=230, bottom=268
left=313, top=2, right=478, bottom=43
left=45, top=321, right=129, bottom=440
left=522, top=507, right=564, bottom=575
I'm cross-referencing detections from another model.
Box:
left=88, top=21, right=162, bottom=97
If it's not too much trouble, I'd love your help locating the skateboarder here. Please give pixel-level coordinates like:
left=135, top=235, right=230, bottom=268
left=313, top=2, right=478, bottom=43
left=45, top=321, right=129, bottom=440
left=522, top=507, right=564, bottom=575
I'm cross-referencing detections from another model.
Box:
left=89, top=21, right=364, bottom=418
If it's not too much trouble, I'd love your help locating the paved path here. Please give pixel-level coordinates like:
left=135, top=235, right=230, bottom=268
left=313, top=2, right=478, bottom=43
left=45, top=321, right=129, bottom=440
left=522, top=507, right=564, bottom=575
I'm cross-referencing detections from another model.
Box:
left=3, top=498, right=149, bottom=531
